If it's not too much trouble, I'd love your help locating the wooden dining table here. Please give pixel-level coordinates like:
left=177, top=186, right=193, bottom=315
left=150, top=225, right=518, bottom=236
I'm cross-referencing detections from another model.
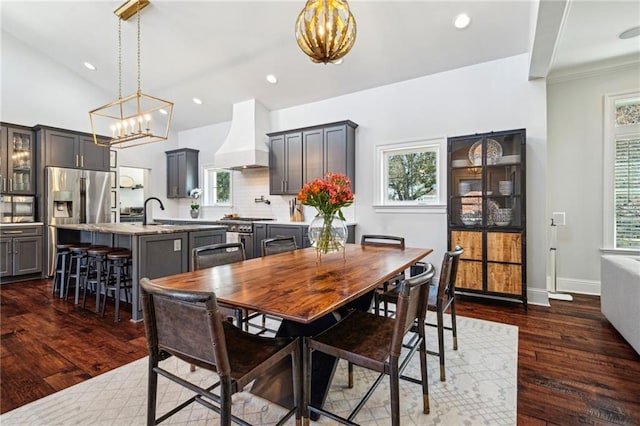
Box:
left=148, top=243, right=433, bottom=415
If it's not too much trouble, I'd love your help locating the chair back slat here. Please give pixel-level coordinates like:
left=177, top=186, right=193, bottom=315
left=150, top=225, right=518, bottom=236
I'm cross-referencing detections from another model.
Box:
left=361, top=235, right=405, bottom=249
left=262, top=236, right=297, bottom=257
left=140, top=278, right=232, bottom=376
left=192, top=243, right=245, bottom=271
left=390, top=263, right=435, bottom=356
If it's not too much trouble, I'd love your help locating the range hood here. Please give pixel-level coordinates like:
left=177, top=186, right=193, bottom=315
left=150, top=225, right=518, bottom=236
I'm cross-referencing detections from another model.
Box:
left=214, top=99, right=270, bottom=170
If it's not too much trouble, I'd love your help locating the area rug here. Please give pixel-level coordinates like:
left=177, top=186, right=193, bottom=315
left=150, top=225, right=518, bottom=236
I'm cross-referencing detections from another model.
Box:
left=1, top=316, right=518, bottom=425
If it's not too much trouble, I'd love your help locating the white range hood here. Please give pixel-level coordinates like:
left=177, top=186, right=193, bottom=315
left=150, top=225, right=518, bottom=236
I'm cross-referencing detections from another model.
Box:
left=214, top=99, right=270, bottom=170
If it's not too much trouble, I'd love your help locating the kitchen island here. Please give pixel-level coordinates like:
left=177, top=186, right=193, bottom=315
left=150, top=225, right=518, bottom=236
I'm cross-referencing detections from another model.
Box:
left=55, top=223, right=226, bottom=321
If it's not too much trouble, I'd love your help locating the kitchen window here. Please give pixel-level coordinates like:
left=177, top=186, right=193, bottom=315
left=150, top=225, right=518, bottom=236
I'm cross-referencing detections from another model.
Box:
left=202, top=166, right=232, bottom=206
left=603, top=92, right=640, bottom=251
left=374, top=138, right=446, bottom=212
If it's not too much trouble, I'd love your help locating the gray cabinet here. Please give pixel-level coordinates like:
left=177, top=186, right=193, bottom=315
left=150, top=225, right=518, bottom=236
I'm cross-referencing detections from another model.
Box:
left=0, top=225, right=43, bottom=281
left=37, top=126, right=110, bottom=171
left=0, top=124, right=35, bottom=194
left=269, top=120, right=357, bottom=195
left=268, top=132, right=303, bottom=195
left=261, top=223, right=356, bottom=253
left=166, top=148, right=199, bottom=198
left=138, top=232, right=189, bottom=280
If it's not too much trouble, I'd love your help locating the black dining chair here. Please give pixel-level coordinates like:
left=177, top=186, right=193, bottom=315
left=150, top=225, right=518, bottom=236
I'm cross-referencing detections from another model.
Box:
left=192, top=242, right=246, bottom=328
left=261, top=236, right=298, bottom=257
left=303, top=265, right=435, bottom=426
left=379, top=245, right=464, bottom=381
left=140, top=277, right=302, bottom=426
left=360, top=235, right=406, bottom=317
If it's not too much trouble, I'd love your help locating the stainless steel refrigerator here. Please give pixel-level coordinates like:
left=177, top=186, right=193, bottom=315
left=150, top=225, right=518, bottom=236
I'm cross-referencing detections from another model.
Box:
left=45, top=167, right=111, bottom=276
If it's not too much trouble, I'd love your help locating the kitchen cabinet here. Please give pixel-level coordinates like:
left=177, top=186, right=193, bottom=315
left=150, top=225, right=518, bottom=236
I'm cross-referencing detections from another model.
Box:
left=166, top=148, right=199, bottom=198
left=268, top=132, right=303, bottom=195
left=257, top=223, right=356, bottom=256
left=36, top=126, right=110, bottom=171
left=0, top=123, right=35, bottom=194
left=447, top=128, right=527, bottom=308
left=0, top=225, right=43, bottom=281
left=269, top=121, right=357, bottom=195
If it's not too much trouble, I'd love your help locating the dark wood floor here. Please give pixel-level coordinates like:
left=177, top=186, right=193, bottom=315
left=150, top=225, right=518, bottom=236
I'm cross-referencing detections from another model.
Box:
left=1, top=279, right=639, bottom=424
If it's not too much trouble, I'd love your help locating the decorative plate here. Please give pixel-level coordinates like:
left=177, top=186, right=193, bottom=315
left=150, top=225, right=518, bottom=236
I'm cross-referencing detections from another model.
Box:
left=469, top=138, right=503, bottom=166
left=487, top=200, right=500, bottom=225
left=119, top=175, right=134, bottom=188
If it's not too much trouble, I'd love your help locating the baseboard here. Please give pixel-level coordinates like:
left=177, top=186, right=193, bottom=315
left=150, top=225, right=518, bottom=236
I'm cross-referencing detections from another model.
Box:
left=547, top=276, right=601, bottom=296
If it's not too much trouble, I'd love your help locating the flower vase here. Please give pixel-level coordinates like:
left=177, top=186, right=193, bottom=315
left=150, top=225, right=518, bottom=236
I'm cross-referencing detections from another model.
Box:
left=308, top=214, right=348, bottom=260
left=190, top=209, right=200, bottom=219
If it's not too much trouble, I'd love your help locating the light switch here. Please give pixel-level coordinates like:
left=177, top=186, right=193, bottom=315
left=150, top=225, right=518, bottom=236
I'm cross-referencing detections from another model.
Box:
left=174, top=239, right=181, bottom=251
left=552, top=212, right=566, bottom=226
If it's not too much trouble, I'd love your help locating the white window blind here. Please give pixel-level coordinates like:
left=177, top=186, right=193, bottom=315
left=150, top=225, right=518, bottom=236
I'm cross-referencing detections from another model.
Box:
left=614, top=137, right=640, bottom=248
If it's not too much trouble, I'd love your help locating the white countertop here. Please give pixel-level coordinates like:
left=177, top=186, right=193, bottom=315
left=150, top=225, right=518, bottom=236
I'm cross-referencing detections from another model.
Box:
left=154, top=217, right=357, bottom=226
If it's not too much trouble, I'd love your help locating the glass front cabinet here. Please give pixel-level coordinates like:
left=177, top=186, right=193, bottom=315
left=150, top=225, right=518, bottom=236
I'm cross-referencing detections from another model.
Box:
left=447, top=128, right=527, bottom=308
left=0, top=124, right=35, bottom=195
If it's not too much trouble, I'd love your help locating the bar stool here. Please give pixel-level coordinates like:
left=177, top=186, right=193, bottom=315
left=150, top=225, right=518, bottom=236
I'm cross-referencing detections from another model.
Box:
left=102, top=248, right=133, bottom=322
left=65, top=243, right=92, bottom=303
left=52, top=243, right=73, bottom=298
left=83, top=246, right=113, bottom=312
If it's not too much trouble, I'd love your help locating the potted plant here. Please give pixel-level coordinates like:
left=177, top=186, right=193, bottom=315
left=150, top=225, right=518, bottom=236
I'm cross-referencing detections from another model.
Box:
left=189, top=188, right=202, bottom=218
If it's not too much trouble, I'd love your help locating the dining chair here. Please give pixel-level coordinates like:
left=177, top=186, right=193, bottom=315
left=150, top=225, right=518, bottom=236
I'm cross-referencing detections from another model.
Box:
left=360, top=234, right=406, bottom=317
left=379, top=245, right=464, bottom=381
left=303, top=265, right=436, bottom=426
left=140, top=278, right=302, bottom=426
left=192, top=243, right=246, bottom=328
left=261, top=236, right=298, bottom=257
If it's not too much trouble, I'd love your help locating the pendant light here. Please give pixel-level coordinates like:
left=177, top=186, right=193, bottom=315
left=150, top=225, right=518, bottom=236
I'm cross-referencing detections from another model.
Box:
left=89, top=0, right=173, bottom=149
left=295, top=0, right=357, bottom=64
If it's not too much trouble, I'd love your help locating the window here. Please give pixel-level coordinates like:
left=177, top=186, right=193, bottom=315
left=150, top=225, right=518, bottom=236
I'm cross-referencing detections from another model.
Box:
left=604, top=92, right=640, bottom=250
left=375, top=138, right=445, bottom=210
left=202, top=166, right=232, bottom=206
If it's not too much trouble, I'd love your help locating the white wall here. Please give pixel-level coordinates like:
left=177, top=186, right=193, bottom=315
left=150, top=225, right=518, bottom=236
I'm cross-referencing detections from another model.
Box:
left=175, top=54, right=548, bottom=304
left=547, top=64, right=640, bottom=295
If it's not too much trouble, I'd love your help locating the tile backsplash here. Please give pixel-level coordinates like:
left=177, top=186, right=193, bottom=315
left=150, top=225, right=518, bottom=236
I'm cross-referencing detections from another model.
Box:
left=176, top=168, right=355, bottom=222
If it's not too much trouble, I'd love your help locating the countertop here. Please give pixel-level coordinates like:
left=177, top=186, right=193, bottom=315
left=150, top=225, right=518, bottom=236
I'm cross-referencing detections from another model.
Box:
left=54, top=223, right=226, bottom=236
left=154, top=217, right=357, bottom=226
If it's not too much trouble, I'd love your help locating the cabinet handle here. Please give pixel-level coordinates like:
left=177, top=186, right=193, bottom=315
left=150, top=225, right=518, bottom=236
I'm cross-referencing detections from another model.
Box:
left=75, top=154, right=79, bottom=167
left=3, top=230, right=23, bottom=234
left=2, top=178, right=5, bottom=192
left=281, top=181, right=284, bottom=192
left=81, top=155, right=84, bottom=168
left=9, top=178, right=12, bottom=192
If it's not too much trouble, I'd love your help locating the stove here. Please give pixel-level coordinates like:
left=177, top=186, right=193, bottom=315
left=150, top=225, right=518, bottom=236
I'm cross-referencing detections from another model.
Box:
left=215, top=217, right=274, bottom=259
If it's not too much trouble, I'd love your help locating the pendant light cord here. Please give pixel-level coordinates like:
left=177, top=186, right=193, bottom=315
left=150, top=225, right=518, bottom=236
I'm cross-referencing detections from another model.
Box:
left=118, top=18, right=122, bottom=100
left=137, top=0, right=141, bottom=94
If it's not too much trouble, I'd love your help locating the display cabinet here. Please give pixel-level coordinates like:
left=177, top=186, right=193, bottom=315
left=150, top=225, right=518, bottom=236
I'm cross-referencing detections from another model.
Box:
left=0, top=124, right=35, bottom=194
left=447, top=128, right=527, bottom=308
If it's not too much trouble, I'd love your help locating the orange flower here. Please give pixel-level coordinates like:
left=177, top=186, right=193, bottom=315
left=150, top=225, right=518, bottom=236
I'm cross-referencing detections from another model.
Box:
left=297, top=173, right=354, bottom=220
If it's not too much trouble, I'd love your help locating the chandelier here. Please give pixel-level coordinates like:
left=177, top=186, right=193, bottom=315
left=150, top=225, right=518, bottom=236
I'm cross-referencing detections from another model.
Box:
left=295, top=0, right=357, bottom=64
left=89, top=0, right=173, bottom=149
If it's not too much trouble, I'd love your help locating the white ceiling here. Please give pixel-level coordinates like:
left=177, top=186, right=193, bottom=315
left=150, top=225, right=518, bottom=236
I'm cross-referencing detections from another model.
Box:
left=2, top=1, right=639, bottom=132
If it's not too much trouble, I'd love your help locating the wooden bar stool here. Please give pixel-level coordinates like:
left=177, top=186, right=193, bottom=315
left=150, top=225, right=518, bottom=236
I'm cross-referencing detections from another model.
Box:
left=102, top=249, right=133, bottom=322
left=83, top=246, right=113, bottom=312
left=52, top=243, right=73, bottom=298
left=65, top=243, right=92, bottom=303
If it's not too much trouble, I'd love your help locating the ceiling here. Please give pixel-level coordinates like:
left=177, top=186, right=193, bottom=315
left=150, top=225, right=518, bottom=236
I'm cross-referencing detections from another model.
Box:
left=2, top=1, right=639, bottom=133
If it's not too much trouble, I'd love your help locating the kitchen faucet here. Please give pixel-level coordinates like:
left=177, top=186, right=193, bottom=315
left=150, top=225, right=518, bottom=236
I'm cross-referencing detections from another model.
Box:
left=142, top=197, right=165, bottom=226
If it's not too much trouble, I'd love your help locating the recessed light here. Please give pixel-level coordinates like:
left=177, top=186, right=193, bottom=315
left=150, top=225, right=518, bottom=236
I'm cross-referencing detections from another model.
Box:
left=84, top=61, right=97, bottom=71
left=192, top=98, right=203, bottom=105
left=619, top=25, right=640, bottom=39
left=266, top=74, right=278, bottom=84
left=454, top=13, right=471, bottom=29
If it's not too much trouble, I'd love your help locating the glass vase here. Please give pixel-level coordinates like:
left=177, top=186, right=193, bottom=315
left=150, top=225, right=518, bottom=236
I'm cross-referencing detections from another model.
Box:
left=190, top=209, right=200, bottom=219
left=308, top=214, right=348, bottom=258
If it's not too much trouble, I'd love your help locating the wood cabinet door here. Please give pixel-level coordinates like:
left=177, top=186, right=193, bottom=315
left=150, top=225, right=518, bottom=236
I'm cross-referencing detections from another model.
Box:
left=45, top=130, right=78, bottom=168
left=269, top=135, right=286, bottom=194
left=285, top=132, right=303, bottom=194
left=456, top=260, right=483, bottom=290
left=488, top=263, right=522, bottom=294
left=487, top=232, right=522, bottom=263
left=324, top=124, right=348, bottom=175
left=451, top=230, right=482, bottom=260
left=0, top=238, right=12, bottom=277
left=303, top=128, right=324, bottom=183
left=13, top=236, right=42, bottom=276
left=79, top=135, right=110, bottom=171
